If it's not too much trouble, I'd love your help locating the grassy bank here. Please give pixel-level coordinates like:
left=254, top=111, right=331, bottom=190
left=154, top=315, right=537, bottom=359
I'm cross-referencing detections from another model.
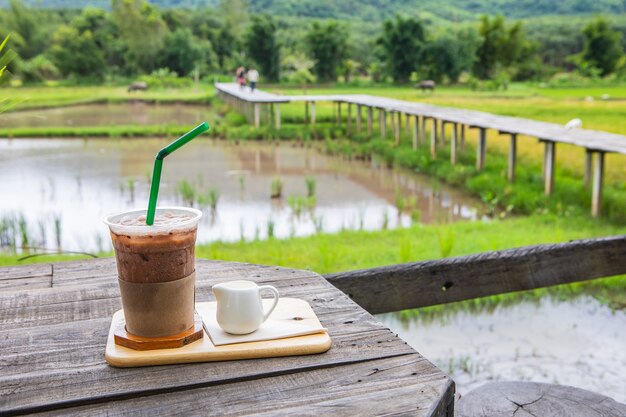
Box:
left=2, top=85, right=213, bottom=112
left=1, top=213, right=624, bottom=311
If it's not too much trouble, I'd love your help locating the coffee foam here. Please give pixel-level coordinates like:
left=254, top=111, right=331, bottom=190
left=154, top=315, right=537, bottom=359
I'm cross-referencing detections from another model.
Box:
left=104, top=207, right=202, bottom=236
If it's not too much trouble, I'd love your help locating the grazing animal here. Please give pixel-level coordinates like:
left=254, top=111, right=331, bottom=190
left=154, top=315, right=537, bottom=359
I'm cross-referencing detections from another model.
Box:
left=565, top=118, right=582, bottom=129
left=127, top=81, right=148, bottom=93
left=416, top=80, right=436, bottom=92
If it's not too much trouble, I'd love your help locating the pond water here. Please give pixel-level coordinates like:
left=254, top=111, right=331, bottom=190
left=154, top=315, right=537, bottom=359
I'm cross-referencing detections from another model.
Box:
left=1, top=103, right=210, bottom=128
left=0, top=138, right=484, bottom=253
left=378, top=295, right=626, bottom=403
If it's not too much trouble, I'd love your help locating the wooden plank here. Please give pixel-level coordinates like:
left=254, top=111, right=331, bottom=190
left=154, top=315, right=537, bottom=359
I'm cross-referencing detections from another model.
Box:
left=325, top=235, right=626, bottom=313
left=592, top=152, right=605, bottom=217
left=457, top=382, right=626, bottom=417
left=0, top=327, right=416, bottom=414
left=45, top=355, right=454, bottom=417
left=0, top=263, right=52, bottom=291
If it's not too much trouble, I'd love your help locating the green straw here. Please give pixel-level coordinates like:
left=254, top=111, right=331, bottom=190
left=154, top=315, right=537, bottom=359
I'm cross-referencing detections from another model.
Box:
left=146, top=122, right=210, bottom=225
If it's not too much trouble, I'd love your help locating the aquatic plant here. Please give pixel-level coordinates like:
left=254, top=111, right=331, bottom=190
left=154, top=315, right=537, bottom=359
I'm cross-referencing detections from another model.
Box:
left=18, top=214, right=28, bottom=250
left=177, top=180, right=196, bottom=206
left=238, top=174, right=246, bottom=192
left=127, top=178, right=135, bottom=202
left=198, top=187, right=220, bottom=211
left=287, top=196, right=307, bottom=217
left=267, top=218, right=275, bottom=239
left=54, top=214, right=62, bottom=250
left=305, top=176, right=316, bottom=197
left=313, top=215, right=324, bottom=234
left=382, top=210, right=389, bottom=230
left=395, top=188, right=406, bottom=212
left=270, top=177, right=283, bottom=199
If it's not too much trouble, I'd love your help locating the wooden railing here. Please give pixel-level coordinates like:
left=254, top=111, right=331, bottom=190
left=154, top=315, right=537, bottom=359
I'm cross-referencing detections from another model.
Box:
left=324, top=235, right=626, bottom=314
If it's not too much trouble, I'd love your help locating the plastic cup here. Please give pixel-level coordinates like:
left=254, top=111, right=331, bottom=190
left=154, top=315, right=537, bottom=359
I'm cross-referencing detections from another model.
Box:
left=104, top=207, right=202, bottom=337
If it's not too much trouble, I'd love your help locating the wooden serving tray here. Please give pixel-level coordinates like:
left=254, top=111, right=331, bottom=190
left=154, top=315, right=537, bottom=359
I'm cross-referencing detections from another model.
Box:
left=105, top=298, right=331, bottom=368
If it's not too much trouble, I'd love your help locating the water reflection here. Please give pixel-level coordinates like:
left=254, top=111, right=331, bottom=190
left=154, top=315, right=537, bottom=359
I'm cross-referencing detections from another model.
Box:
left=0, top=103, right=210, bottom=128
left=378, top=296, right=626, bottom=402
left=0, top=138, right=485, bottom=252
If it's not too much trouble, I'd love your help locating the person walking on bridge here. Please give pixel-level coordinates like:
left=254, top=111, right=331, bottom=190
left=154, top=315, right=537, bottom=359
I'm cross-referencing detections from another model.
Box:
left=247, top=67, right=259, bottom=93
left=236, top=66, right=246, bottom=90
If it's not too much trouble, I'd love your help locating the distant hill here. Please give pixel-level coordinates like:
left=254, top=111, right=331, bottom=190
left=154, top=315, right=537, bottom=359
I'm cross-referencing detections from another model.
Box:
left=3, top=0, right=626, bottom=21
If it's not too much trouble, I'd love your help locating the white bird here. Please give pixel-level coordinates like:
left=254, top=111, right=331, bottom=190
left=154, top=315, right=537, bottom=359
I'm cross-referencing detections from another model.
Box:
left=565, top=118, right=582, bottom=129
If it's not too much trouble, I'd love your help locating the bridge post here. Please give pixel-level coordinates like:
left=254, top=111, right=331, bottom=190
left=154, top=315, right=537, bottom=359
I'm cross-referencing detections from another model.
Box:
left=347, top=103, right=352, bottom=132
left=405, top=113, right=411, bottom=137
left=275, top=103, right=281, bottom=129
left=592, top=152, right=605, bottom=217
left=412, top=115, right=419, bottom=150
left=336, top=102, right=341, bottom=126
left=421, top=115, right=427, bottom=143
left=305, top=101, right=309, bottom=126
left=430, top=118, right=437, bottom=158
left=395, top=112, right=401, bottom=145
left=460, top=124, right=466, bottom=152
left=543, top=141, right=556, bottom=195
left=254, top=103, right=260, bottom=128
left=311, top=102, right=316, bottom=129
left=356, top=104, right=362, bottom=132
left=584, top=149, right=592, bottom=188
left=380, top=109, right=386, bottom=138
left=367, top=107, right=373, bottom=137
left=451, top=123, right=458, bottom=165
left=440, top=121, right=447, bottom=146
left=476, top=127, right=486, bottom=171
left=508, top=133, right=517, bottom=182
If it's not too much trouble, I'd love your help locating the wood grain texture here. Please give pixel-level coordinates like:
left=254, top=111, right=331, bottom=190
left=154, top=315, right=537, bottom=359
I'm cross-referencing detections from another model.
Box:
left=456, top=382, right=626, bottom=417
left=38, top=355, right=453, bottom=417
left=325, top=235, right=626, bottom=314
left=0, top=258, right=452, bottom=416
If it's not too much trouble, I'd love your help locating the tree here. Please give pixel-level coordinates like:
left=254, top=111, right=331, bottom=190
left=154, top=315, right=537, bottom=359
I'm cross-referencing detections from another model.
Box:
left=2, top=0, right=47, bottom=60
left=158, top=29, right=203, bottom=76
left=377, top=15, right=425, bottom=83
left=213, top=26, right=236, bottom=71
left=423, top=30, right=479, bottom=83
left=49, top=25, right=105, bottom=80
left=111, top=0, right=167, bottom=74
left=245, top=15, right=280, bottom=82
left=473, top=15, right=536, bottom=79
left=580, top=17, right=623, bottom=76
left=305, top=21, right=348, bottom=83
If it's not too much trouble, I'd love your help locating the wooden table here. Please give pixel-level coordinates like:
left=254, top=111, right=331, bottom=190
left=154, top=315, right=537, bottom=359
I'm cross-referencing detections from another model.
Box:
left=0, top=258, right=454, bottom=416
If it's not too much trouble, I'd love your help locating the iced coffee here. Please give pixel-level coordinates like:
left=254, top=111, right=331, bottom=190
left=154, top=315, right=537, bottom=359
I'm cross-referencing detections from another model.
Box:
left=104, top=207, right=202, bottom=338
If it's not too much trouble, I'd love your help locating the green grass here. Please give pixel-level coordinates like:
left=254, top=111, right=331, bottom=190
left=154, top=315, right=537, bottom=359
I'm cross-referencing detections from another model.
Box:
left=2, top=213, right=624, bottom=310
left=2, top=85, right=214, bottom=113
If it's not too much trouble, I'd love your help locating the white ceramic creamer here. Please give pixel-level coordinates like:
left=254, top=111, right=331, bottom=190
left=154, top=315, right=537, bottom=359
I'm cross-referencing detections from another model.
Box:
left=212, top=280, right=280, bottom=334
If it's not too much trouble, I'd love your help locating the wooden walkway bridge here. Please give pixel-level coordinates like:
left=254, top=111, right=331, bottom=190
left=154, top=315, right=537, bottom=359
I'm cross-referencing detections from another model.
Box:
left=215, top=82, right=626, bottom=218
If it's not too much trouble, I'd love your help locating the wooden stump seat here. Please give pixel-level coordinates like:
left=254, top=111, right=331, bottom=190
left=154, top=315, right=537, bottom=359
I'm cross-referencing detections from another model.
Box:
left=456, top=382, right=626, bottom=417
